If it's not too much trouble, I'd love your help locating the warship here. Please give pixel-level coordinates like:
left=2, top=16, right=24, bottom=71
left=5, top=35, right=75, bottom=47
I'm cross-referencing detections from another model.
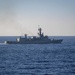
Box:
left=5, top=27, right=63, bottom=44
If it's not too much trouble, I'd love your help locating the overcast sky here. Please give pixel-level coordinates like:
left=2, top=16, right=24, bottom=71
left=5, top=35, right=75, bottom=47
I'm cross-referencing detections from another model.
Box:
left=0, top=0, right=75, bottom=36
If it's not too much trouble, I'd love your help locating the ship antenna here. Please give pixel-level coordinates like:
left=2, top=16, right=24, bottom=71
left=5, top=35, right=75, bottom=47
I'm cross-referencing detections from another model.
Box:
left=38, top=25, right=40, bottom=29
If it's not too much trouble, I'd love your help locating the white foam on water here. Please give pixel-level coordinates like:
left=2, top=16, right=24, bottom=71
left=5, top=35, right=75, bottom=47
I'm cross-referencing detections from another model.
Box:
left=0, top=43, right=6, bottom=45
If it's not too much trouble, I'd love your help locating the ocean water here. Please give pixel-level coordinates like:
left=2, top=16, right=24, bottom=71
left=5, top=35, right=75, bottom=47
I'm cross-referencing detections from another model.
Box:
left=0, top=36, right=75, bottom=75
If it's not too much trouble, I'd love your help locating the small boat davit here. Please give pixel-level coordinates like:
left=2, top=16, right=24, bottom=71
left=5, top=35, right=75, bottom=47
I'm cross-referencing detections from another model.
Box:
left=5, top=27, right=63, bottom=44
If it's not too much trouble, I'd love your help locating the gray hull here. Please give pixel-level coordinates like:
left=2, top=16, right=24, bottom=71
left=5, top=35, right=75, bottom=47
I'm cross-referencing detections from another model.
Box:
left=5, top=39, right=63, bottom=44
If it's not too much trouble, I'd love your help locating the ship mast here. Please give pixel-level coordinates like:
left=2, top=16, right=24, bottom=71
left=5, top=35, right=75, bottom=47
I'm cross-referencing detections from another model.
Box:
left=38, top=26, right=44, bottom=38
left=38, top=28, right=42, bottom=37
